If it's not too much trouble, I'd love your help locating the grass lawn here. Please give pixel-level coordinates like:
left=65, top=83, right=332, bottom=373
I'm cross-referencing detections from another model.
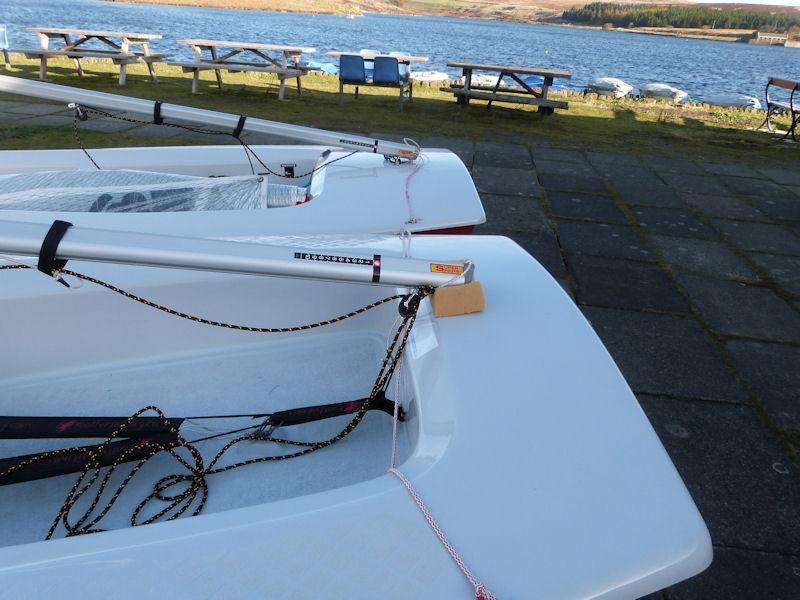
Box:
left=0, top=56, right=796, bottom=164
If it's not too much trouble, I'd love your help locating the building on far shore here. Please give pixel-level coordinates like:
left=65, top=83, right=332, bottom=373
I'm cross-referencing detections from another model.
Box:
left=749, top=31, right=789, bottom=46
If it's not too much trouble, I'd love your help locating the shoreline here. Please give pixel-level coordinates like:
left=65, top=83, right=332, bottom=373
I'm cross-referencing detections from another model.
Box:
left=105, top=0, right=767, bottom=45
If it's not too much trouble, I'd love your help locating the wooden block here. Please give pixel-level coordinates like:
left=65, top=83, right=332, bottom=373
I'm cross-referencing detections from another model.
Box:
left=431, top=281, right=485, bottom=318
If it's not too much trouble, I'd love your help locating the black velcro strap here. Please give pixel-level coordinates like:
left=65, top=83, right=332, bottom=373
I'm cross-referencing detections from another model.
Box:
left=153, top=100, right=163, bottom=125
left=372, top=254, right=381, bottom=283
left=232, top=114, right=247, bottom=138
left=373, top=139, right=379, bottom=153
left=38, top=220, right=73, bottom=287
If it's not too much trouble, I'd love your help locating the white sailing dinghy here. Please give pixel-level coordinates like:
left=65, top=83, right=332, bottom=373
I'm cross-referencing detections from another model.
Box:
left=0, top=218, right=712, bottom=598
left=0, top=76, right=484, bottom=237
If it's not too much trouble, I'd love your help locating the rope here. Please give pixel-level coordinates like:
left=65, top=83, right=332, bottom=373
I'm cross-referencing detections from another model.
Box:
left=0, top=263, right=404, bottom=333
left=0, top=263, right=430, bottom=537
left=402, top=141, right=424, bottom=225
left=2, top=261, right=494, bottom=596
left=70, top=104, right=358, bottom=179
left=388, top=354, right=496, bottom=600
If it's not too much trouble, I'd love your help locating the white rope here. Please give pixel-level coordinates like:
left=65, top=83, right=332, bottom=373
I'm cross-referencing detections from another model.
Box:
left=388, top=346, right=496, bottom=600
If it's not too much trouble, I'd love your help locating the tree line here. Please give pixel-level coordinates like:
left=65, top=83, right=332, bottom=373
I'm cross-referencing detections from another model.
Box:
left=562, top=3, right=800, bottom=32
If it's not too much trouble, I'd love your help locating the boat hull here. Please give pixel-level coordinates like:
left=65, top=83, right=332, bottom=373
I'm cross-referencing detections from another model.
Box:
left=0, top=145, right=484, bottom=237
left=0, top=235, right=710, bottom=598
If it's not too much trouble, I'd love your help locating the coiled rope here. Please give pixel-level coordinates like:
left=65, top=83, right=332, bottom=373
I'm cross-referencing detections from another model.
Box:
left=0, top=262, right=430, bottom=537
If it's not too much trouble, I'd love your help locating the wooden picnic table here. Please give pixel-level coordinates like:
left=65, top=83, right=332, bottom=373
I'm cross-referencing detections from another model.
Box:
left=174, top=39, right=316, bottom=99
left=19, top=27, right=166, bottom=84
left=442, top=61, right=571, bottom=115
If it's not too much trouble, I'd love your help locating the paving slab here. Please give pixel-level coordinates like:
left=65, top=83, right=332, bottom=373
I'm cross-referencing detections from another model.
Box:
left=681, top=193, right=765, bottom=222
left=471, top=166, right=539, bottom=197
left=568, top=254, right=689, bottom=312
left=727, top=340, right=800, bottom=432
left=0, top=100, right=27, bottom=112
left=747, top=195, right=800, bottom=221
left=477, top=193, right=550, bottom=235
left=658, top=172, right=730, bottom=196
left=649, top=235, right=758, bottom=282
left=538, top=172, right=608, bottom=195
left=419, top=136, right=474, bottom=167
left=586, top=151, right=645, bottom=174
left=757, top=167, right=800, bottom=187
left=128, top=123, right=187, bottom=138
left=0, top=112, right=28, bottom=122
left=643, top=156, right=706, bottom=175
left=701, top=162, right=762, bottom=179
left=240, top=132, right=296, bottom=145
left=633, top=207, right=717, bottom=240
left=639, top=396, right=800, bottom=555
left=555, top=220, right=653, bottom=261
left=78, top=118, right=139, bottom=133
left=721, top=175, right=793, bottom=198
left=529, top=147, right=585, bottom=164
left=20, top=114, right=75, bottom=127
left=474, top=141, right=531, bottom=169
left=676, top=274, right=800, bottom=342
left=546, top=191, right=627, bottom=223
left=505, top=232, right=566, bottom=279
left=666, top=547, right=800, bottom=600
left=607, top=170, right=684, bottom=208
left=581, top=308, right=746, bottom=401
left=0, top=102, right=67, bottom=116
left=711, top=219, right=800, bottom=255
left=748, top=253, right=800, bottom=296
left=368, top=132, right=409, bottom=143
left=533, top=158, right=597, bottom=177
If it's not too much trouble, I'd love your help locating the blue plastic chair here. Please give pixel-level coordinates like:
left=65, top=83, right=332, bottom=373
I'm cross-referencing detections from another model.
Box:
left=373, top=57, right=400, bottom=85
left=339, top=54, right=366, bottom=83
left=339, top=54, right=367, bottom=105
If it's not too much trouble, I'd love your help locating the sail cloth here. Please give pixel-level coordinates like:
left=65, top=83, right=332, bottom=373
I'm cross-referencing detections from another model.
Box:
left=0, top=170, right=309, bottom=212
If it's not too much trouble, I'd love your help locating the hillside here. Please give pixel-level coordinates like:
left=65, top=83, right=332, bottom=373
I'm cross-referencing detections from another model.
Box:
left=110, top=0, right=688, bottom=22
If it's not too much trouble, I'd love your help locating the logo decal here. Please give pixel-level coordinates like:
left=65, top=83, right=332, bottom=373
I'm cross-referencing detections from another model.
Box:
left=429, top=263, right=464, bottom=275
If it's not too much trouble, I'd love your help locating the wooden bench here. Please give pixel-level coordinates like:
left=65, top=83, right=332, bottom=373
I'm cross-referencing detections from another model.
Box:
left=169, top=61, right=302, bottom=98
left=13, top=48, right=171, bottom=84
left=761, top=76, right=799, bottom=141
left=440, top=86, right=568, bottom=110
left=442, top=62, right=571, bottom=115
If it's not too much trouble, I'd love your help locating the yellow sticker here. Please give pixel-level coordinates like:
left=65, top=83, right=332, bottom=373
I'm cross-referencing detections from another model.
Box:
left=429, top=263, right=464, bottom=275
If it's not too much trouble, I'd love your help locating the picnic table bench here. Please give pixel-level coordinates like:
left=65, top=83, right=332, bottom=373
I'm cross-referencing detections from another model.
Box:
left=441, top=61, right=571, bottom=115
left=761, top=76, right=799, bottom=141
left=173, top=39, right=315, bottom=99
left=325, top=51, right=428, bottom=111
left=12, top=28, right=167, bottom=85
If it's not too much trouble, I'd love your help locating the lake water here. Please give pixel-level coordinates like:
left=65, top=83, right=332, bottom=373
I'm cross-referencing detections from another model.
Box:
left=1, top=0, right=796, bottom=100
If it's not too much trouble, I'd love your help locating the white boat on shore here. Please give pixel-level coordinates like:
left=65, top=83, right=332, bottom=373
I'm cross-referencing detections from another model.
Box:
left=587, top=77, right=633, bottom=98
left=703, top=93, right=762, bottom=109
left=0, top=220, right=711, bottom=599
left=410, top=70, right=451, bottom=83
left=0, top=76, right=484, bottom=237
left=0, top=73, right=711, bottom=599
left=641, top=83, right=689, bottom=103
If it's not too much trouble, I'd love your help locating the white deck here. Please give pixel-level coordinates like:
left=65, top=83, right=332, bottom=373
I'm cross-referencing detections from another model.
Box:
left=0, top=236, right=710, bottom=598
left=0, top=145, right=484, bottom=236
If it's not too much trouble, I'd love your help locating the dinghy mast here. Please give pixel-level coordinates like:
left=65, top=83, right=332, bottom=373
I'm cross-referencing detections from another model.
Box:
left=0, top=75, right=420, bottom=161
left=0, top=219, right=472, bottom=288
